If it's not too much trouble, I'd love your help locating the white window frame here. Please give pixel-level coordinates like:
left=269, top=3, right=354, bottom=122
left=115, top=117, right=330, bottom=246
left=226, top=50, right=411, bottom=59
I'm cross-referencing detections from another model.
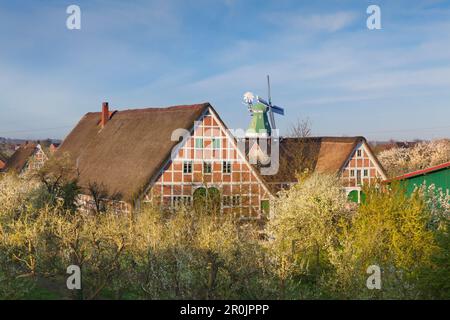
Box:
left=222, top=161, right=232, bottom=174
left=203, top=161, right=212, bottom=174
left=183, top=161, right=193, bottom=174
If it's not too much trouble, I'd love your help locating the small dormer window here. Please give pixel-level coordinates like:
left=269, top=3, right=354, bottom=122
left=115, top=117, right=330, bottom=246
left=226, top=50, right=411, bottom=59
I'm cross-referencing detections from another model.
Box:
left=357, top=149, right=362, bottom=157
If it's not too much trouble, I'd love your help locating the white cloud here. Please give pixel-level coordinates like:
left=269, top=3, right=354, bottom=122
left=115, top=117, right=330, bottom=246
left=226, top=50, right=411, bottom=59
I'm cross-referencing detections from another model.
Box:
left=264, top=11, right=358, bottom=33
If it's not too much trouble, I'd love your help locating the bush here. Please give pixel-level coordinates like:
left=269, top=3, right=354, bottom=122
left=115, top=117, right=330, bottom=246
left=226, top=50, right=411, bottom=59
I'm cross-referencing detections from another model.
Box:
left=0, top=170, right=448, bottom=299
left=267, top=173, right=354, bottom=299
left=332, top=183, right=438, bottom=299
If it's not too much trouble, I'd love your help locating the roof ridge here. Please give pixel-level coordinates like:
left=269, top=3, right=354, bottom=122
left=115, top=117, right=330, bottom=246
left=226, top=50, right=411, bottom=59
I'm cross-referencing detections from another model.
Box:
left=84, top=103, right=211, bottom=116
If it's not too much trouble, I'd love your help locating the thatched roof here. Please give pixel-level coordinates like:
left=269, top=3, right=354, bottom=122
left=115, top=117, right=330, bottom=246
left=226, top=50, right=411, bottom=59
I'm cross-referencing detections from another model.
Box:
left=57, top=103, right=210, bottom=202
left=3, top=143, right=38, bottom=173
left=0, top=152, right=8, bottom=170
left=0, top=152, right=8, bottom=163
left=261, top=137, right=367, bottom=189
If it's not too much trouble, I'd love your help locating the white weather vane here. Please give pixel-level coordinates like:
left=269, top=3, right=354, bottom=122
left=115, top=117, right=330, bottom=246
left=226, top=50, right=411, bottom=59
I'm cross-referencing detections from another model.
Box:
left=243, top=91, right=255, bottom=105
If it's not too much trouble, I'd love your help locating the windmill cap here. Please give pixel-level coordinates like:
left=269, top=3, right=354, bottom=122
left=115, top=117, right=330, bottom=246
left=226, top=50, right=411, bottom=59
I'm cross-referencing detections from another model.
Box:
left=251, top=102, right=267, bottom=111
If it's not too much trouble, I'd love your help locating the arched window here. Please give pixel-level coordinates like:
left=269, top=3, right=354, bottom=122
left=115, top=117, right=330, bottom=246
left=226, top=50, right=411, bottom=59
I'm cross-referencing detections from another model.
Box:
left=347, top=190, right=366, bottom=204
left=193, top=187, right=221, bottom=214
left=348, top=190, right=359, bottom=203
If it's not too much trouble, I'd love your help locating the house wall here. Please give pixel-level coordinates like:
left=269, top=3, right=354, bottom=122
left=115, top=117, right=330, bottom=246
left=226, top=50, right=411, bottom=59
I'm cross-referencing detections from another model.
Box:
left=341, top=143, right=384, bottom=187
left=77, top=194, right=132, bottom=214
left=147, top=110, right=271, bottom=218
left=401, top=168, right=450, bottom=195
left=342, top=143, right=386, bottom=203
left=23, top=145, right=47, bottom=174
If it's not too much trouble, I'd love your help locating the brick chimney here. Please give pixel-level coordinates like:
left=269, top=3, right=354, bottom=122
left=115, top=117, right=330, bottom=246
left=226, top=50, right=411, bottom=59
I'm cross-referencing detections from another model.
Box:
left=101, top=102, right=109, bottom=128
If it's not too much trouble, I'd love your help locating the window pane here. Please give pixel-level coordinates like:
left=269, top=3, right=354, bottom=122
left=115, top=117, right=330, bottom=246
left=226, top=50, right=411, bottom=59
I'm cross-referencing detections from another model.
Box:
left=203, top=162, right=212, bottom=173
left=213, top=138, right=221, bottom=149
left=222, top=161, right=231, bottom=173
left=183, top=161, right=192, bottom=173
left=195, top=138, right=203, bottom=148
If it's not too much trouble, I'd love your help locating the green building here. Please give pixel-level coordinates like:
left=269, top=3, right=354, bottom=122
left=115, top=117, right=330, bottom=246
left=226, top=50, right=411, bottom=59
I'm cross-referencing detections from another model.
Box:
left=389, top=162, right=450, bottom=196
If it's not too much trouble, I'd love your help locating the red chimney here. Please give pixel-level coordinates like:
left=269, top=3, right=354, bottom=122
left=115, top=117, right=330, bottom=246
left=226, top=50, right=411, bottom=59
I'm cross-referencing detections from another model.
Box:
left=101, top=102, right=109, bottom=128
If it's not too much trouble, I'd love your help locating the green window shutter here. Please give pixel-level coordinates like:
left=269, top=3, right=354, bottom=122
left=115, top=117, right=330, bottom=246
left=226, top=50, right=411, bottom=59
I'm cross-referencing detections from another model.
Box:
left=195, top=138, right=203, bottom=148
left=213, top=138, right=221, bottom=149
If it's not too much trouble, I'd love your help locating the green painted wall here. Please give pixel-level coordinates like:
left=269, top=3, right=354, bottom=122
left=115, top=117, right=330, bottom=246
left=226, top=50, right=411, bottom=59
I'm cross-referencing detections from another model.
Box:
left=401, top=167, right=450, bottom=195
left=246, top=103, right=271, bottom=136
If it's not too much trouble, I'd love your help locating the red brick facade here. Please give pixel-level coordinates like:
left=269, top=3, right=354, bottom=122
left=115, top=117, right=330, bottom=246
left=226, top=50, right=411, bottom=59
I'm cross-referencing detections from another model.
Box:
left=146, top=110, right=272, bottom=217
left=341, top=142, right=386, bottom=202
left=341, top=143, right=385, bottom=187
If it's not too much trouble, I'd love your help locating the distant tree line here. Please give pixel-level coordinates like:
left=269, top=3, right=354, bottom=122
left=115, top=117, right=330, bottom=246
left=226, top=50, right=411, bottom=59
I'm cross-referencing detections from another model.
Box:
left=377, top=139, right=450, bottom=177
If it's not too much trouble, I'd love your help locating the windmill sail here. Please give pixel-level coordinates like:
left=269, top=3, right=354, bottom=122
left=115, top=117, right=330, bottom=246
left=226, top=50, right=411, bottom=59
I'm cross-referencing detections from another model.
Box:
left=257, top=97, right=270, bottom=107
left=268, top=109, right=277, bottom=130
left=271, top=105, right=284, bottom=115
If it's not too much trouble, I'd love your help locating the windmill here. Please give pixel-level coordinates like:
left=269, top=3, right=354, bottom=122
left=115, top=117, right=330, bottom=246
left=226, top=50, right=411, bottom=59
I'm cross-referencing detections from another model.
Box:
left=243, top=75, right=285, bottom=137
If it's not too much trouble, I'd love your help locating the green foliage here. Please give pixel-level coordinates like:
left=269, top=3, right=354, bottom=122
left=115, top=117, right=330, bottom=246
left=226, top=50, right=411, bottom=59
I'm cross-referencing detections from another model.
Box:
left=267, top=173, right=354, bottom=299
left=265, top=176, right=448, bottom=299
left=333, top=183, right=438, bottom=299
left=0, top=173, right=271, bottom=299
left=193, top=187, right=221, bottom=215
left=417, top=220, right=450, bottom=299
left=0, top=168, right=448, bottom=300
left=0, top=271, right=35, bottom=300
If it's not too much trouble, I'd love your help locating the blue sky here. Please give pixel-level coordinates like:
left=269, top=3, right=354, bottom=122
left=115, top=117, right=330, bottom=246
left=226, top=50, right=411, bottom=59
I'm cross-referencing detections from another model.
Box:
left=1, top=0, right=450, bottom=141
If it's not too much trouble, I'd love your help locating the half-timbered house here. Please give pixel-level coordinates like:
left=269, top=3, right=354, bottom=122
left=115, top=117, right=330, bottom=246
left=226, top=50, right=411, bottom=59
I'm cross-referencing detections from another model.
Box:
left=57, top=102, right=387, bottom=214
left=57, top=102, right=272, bottom=216
left=3, top=142, right=48, bottom=175
left=258, top=137, right=387, bottom=203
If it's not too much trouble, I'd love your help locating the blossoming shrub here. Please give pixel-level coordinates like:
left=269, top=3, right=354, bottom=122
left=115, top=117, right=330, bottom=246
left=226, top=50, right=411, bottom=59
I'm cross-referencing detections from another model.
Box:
left=0, top=171, right=448, bottom=299
left=378, top=139, right=450, bottom=177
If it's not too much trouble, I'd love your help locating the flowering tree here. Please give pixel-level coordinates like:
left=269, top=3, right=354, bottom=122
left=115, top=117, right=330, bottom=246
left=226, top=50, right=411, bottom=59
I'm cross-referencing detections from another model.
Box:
left=378, top=139, right=450, bottom=177
left=0, top=162, right=448, bottom=299
left=267, top=173, right=354, bottom=298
